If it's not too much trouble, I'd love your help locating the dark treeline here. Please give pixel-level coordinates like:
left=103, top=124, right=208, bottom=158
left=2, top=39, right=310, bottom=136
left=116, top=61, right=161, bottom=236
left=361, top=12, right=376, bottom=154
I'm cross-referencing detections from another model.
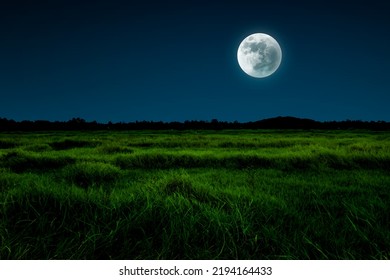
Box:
left=1, top=116, right=390, bottom=131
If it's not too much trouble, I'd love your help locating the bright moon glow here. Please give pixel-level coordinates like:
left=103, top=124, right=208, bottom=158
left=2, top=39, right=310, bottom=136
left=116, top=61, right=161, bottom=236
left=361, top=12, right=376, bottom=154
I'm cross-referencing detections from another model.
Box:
left=237, top=33, right=282, bottom=78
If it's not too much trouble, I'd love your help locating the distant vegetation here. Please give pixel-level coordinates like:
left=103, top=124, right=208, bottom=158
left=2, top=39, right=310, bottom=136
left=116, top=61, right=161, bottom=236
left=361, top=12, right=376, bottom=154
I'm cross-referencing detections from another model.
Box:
left=0, top=130, right=389, bottom=259
left=1, top=116, right=390, bottom=131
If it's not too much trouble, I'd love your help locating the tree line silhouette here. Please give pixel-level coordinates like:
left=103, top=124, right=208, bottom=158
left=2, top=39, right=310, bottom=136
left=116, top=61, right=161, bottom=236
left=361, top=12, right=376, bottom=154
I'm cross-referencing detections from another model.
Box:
left=0, top=116, right=389, bottom=131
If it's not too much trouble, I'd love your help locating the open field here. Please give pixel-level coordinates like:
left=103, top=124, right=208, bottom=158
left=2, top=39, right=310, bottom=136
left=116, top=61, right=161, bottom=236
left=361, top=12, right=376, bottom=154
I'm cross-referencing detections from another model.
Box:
left=0, top=130, right=389, bottom=259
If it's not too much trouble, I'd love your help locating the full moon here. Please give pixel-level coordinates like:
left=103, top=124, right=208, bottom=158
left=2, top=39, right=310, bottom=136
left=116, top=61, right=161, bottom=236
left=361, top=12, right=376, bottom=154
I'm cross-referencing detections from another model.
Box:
left=237, top=33, right=282, bottom=78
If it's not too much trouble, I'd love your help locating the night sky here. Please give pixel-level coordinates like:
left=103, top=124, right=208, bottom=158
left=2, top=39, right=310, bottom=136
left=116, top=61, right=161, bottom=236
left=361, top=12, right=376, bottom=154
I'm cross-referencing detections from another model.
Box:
left=1, top=0, right=389, bottom=123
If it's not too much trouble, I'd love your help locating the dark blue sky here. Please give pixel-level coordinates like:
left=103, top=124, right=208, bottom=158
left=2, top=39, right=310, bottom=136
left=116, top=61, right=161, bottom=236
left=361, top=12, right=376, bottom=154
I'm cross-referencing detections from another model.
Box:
left=1, top=0, right=389, bottom=122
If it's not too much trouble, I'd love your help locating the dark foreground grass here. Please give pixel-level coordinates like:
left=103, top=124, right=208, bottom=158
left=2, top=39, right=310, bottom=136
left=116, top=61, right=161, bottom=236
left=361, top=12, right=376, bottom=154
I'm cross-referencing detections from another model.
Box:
left=0, top=130, right=389, bottom=259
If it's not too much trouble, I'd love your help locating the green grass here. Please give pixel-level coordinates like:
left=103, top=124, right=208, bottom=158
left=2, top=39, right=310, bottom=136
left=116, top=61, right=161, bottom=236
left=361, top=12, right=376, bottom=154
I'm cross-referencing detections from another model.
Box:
left=0, top=130, right=389, bottom=259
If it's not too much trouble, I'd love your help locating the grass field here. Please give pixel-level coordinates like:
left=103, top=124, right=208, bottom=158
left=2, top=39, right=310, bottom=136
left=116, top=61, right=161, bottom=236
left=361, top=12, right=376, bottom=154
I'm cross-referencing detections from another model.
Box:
left=0, top=129, right=389, bottom=259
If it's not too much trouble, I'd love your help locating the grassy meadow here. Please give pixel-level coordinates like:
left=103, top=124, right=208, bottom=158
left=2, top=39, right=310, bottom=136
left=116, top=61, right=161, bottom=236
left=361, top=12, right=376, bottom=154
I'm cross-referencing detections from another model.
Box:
left=0, top=129, right=389, bottom=259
